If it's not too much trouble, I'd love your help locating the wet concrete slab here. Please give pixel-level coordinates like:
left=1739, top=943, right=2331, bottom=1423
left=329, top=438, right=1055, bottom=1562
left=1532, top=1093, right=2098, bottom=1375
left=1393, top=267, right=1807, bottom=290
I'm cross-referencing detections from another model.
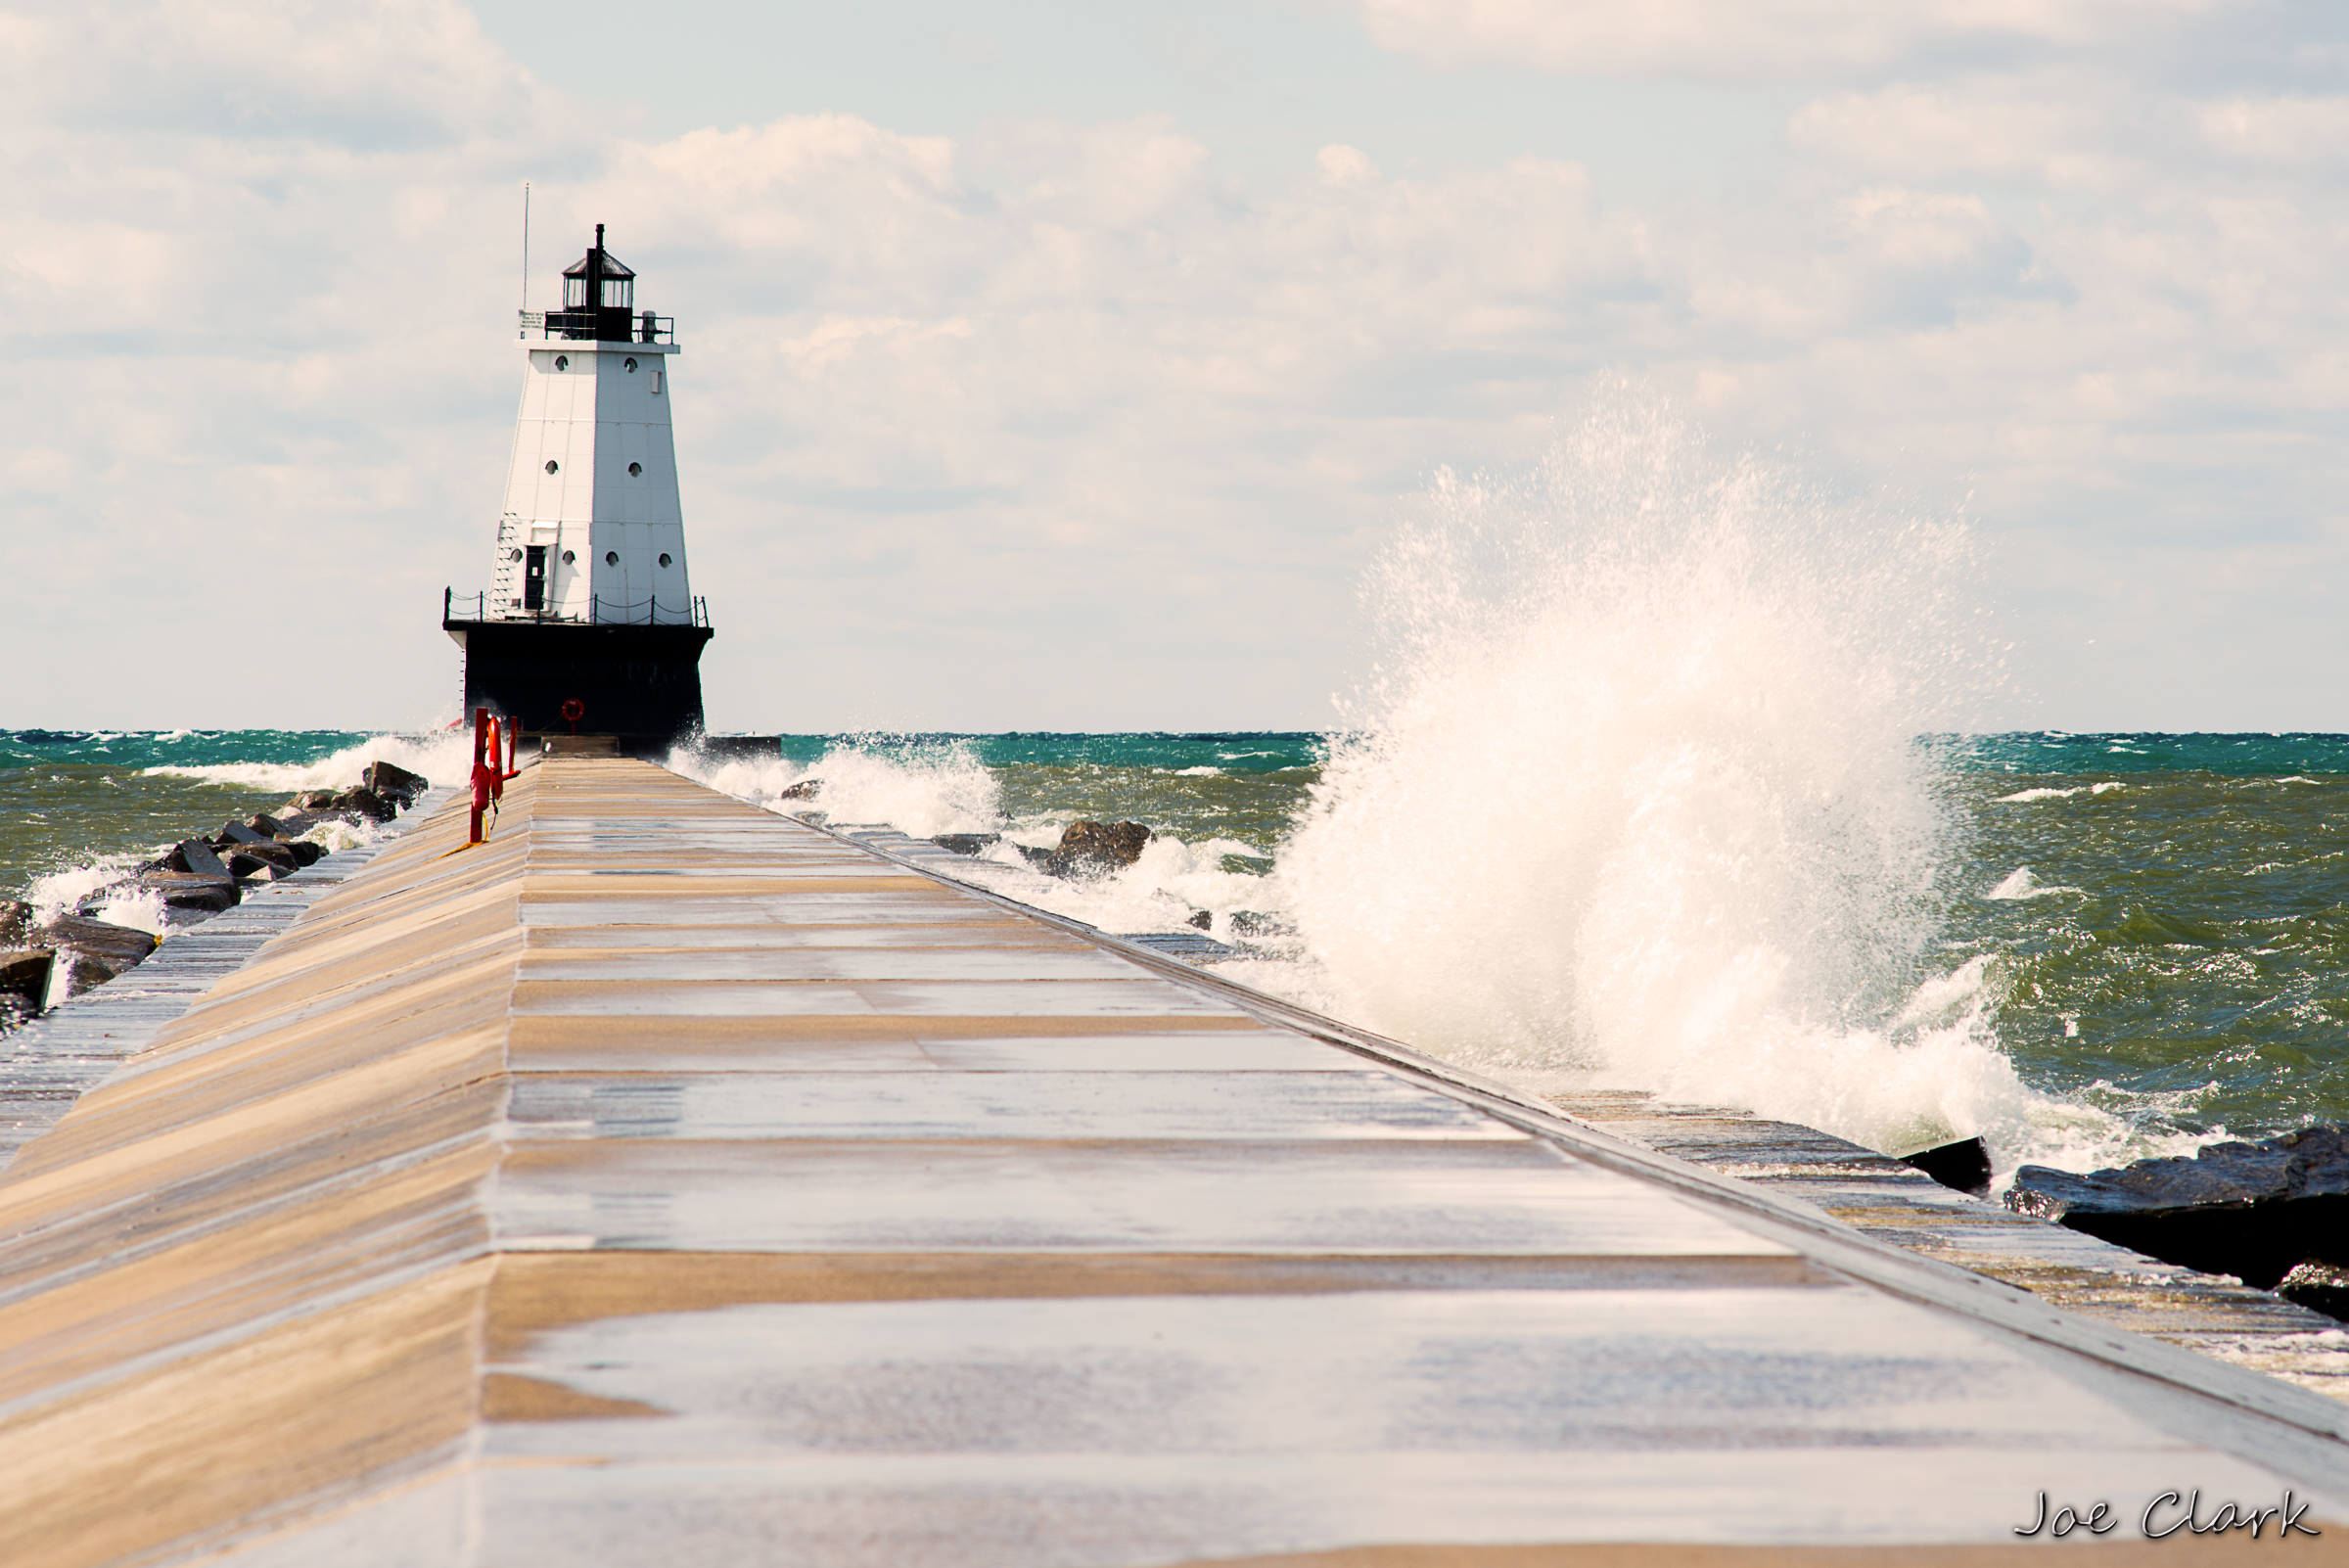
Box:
left=517, top=945, right=1155, bottom=982
left=2, top=756, right=2345, bottom=1568
left=502, top=1071, right=1534, bottom=1142
left=490, top=1136, right=1776, bottom=1256
left=508, top=976, right=1253, bottom=1018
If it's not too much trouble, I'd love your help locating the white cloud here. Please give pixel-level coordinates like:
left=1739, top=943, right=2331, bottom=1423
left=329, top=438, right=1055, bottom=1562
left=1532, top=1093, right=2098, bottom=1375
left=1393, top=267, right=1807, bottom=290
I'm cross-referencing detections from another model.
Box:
left=1787, top=87, right=2140, bottom=188
left=1345, top=0, right=2238, bottom=82
left=2, top=0, right=2347, bottom=730
left=1316, top=144, right=1382, bottom=186
left=2199, top=95, right=2349, bottom=163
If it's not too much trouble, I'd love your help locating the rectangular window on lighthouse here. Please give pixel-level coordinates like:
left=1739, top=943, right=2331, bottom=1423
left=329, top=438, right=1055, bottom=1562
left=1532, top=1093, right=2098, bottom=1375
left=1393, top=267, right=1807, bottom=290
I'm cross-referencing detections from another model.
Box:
left=524, top=545, right=547, bottom=611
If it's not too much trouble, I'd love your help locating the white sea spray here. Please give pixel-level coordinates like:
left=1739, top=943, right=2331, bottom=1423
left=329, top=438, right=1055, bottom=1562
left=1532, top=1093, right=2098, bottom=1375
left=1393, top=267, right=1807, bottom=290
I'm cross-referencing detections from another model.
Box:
left=18, top=731, right=453, bottom=939
left=1273, top=391, right=2182, bottom=1176
left=669, top=736, right=1284, bottom=936
left=142, top=728, right=476, bottom=797
left=669, top=735, right=1002, bottom=838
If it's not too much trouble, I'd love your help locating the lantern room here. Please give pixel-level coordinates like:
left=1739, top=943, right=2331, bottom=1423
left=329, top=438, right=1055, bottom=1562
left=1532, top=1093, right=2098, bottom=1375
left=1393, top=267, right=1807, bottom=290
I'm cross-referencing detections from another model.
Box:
left=551, top=223, right=645, bottom=343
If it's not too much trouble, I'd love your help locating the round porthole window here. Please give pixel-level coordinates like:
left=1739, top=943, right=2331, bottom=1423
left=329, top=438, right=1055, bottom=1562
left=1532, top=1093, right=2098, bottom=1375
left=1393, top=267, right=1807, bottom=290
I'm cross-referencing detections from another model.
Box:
left=605, top=550, right=620, bottom=566
left=627, top=462, right=642, bottom=477
left=562, top=549, right=575, bottom=564
left=624, top=357, right=638, bottom=372
left=554, top=354, right=568, bottom=371
left=659, top=553, right=672, bottom=567
left=508, top=548, right=524, bottom=561
left=543, top=459, right=558, bottom=475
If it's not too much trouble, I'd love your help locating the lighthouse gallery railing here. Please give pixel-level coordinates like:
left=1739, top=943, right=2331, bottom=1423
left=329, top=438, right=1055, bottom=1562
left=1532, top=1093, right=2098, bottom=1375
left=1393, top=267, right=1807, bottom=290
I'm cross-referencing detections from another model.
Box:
left=444, top=588, right=710, bottom=628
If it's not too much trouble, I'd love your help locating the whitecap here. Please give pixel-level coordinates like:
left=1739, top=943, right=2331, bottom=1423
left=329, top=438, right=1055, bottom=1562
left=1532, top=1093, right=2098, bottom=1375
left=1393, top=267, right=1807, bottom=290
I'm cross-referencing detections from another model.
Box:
left=145, top=728, right=473, bottom=797
left=1986, top=866, right=2083, bottom=900
left=668, top=736, right=1001, bottom=839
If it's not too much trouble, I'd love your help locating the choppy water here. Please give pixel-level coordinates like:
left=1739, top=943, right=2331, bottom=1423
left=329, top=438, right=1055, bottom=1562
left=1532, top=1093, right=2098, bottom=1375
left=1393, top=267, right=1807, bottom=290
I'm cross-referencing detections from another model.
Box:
left=1951, top=736, right=2349, bottom=1146
left=13, top=404, right=2345, bottom=1185
left=7, top=723, right=2344, bottom=1182
left=0, top=727, right=474, bottom=927
left=667, top=728, right=2349, bottom=1181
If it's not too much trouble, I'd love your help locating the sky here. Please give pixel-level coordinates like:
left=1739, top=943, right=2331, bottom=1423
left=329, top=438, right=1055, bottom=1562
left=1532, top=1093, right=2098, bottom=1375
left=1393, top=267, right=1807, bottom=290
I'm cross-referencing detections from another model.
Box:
left=3, top=0, right=2346, bottom=733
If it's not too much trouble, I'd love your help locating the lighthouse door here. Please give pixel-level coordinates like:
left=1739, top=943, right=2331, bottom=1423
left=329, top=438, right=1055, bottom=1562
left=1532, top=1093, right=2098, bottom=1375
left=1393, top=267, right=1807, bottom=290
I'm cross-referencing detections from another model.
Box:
left=523, top=545, right=548, bottom=611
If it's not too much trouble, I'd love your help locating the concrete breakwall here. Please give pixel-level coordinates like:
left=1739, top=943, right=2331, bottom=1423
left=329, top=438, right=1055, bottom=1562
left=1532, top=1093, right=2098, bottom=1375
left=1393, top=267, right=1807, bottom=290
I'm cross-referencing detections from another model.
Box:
left=2, top=757, right=2346, bottom=1566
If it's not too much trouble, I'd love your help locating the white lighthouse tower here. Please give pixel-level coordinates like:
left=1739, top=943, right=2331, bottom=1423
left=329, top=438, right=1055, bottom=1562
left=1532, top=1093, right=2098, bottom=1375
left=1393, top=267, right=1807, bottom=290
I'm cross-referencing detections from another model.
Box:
left=445, top=225, right=714, bottom=741
left=487, top=225, right=694, bottom=624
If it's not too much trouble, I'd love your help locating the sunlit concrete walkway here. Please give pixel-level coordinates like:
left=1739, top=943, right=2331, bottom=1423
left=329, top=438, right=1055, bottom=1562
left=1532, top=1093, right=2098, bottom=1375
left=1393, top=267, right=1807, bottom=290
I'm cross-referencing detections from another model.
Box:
left=2, top=758, right=2345, bottom=1567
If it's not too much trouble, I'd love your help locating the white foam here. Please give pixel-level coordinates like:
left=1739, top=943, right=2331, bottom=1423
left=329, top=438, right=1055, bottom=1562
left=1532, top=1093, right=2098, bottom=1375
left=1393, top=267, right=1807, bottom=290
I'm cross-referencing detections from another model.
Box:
left=671, top=738, right=1287, bottom=939
left=1274, top=391, right=2143, bottom=1173
left=1994, top=781, right=2125, bottom=803
left=87, top=884, right=166, bottom=936
left=1986, top=866, right=2082, bottom=900
left=22, top=735, right=443, bottom=939
left=668, top=737, right=1000, bottom=838
left=25, top=858, right=145, bottom=928
left=144, top=729, right=474, bottom=797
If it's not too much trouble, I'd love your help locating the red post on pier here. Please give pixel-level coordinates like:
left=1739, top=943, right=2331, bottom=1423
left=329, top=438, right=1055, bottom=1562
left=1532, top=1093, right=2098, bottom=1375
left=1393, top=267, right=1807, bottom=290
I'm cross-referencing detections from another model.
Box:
left=469, top=708, right=506, bottom=844
left=505, top=715, right=520, bottom=779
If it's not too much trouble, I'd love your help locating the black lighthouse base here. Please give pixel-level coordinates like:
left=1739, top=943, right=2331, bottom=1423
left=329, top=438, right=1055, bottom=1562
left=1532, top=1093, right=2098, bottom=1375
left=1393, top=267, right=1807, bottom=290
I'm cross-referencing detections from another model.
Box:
left=444, top=618, right=715, bottom=746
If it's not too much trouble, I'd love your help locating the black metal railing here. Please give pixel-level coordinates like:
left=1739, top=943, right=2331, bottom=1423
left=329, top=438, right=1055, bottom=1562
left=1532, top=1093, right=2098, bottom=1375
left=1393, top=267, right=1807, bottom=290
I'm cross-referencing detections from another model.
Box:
left=445, top=587, right=709, bottom=627
left=518, top=308, right=675, bottom=345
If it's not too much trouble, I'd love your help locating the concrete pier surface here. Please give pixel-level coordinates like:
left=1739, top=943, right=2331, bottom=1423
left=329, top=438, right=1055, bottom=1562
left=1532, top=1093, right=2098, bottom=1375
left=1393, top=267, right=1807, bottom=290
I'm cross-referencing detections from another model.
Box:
left=3, top=757, right=2346, bottom=1567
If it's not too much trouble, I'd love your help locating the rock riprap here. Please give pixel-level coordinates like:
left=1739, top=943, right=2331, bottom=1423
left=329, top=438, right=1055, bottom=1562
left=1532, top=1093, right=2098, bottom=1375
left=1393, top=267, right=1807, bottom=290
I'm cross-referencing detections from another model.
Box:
left=33, top=914, right=161, bottom=992
left=1033, top=819, right=1154, bottom=879
left=0, top=757, right=429, bottom=1025
left=2007, top=1127, right=2349, bottom=1306
left=0, top=948, right=53, bottom=1020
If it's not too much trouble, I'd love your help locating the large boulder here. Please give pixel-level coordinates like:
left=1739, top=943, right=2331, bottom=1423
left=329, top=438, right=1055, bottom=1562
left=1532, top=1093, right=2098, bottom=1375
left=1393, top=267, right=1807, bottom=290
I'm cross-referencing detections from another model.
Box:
left=0, top=899, right=32, bottom=947
left=137, top=870, right=240, bottom=912
left=930, top=834, right=1000, bottom=856
left=362, top=760, right=430, bottom=807
left=276, top=787, right=392, bottom=825
left=2006, top=1126, right=2349, bottom=1289
left=1044, top=820, right=1153, bottom=878
left=224, top=842, right=300, bottom=880
left=167, top=838, right=232, bottom=878
left=1899, top=1136, right=1992, bottom=1197
left=35, top=915, right=160, bottom=984
left=2279, top=1261, right=2349, bottom=1321
left=0, top=948, right=54, bottom=1017
left=331, top=786, right=395, bottom=822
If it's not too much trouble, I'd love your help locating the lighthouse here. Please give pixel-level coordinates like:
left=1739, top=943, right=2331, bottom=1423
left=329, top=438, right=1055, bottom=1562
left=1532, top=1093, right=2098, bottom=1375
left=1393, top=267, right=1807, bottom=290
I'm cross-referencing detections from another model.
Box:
left=443, top=225, right=714, bottom=744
